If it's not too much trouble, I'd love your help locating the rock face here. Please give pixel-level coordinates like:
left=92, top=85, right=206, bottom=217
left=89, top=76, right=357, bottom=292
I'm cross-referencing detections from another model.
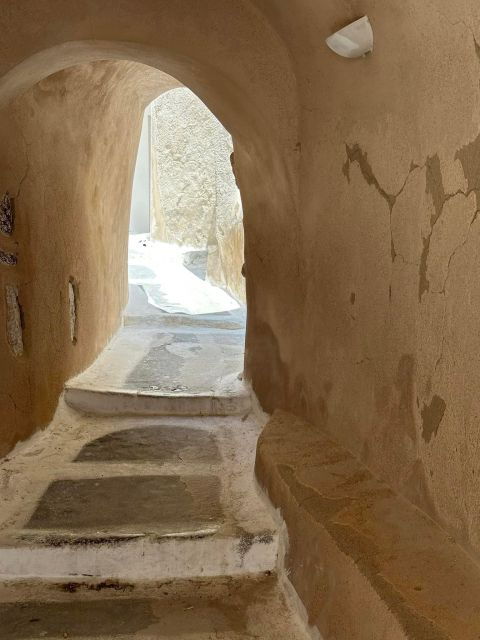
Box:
left=206, top=191, right=245, bottom=304
left=150, top=88, right=245, bottom=302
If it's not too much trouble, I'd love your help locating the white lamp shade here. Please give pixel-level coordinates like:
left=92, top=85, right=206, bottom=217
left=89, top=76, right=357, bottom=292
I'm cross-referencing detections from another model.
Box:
left=326, top=16, right=373, bottom=58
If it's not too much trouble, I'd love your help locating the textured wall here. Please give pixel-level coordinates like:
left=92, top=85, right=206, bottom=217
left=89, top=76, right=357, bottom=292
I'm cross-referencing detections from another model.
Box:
left=151, top=88, right=232, bottom=248
left=247, top=0, right=480, bottom=564
left=150, top=87, right=245, bottom=301
left=0, top=61, right=178, bottom=456
left=0, top=0, right=297, bottom=456
left=207, top=191, right=246, bottom=303
left=2, top=0, right=480, bottom=632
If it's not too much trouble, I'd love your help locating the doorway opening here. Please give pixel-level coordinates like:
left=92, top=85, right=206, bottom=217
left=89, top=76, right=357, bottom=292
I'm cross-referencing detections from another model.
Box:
left=65, top=82, right=248, bottom=411
left=127, top=87, right=246, bottom=320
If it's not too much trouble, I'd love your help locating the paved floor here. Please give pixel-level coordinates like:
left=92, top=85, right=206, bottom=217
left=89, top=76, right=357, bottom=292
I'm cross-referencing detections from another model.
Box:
left=0, top=403, right=276, bottom=548
left=0, top=576, right=310, bottom=639
left=69, top=324, right=244, bottom=396
left=65, top=286, right=248, bottom=416
left=125, top=284, right=246, bottom=330
left=0, top=283, right=312, bottom=639
left=128, top=235, right=241, bottom=316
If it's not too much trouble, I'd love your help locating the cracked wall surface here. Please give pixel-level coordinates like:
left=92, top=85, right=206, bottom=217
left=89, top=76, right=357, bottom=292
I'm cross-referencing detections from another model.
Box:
left=3, top=1, right=480, bottom=632
left=248, top=0, right=480, bottom=565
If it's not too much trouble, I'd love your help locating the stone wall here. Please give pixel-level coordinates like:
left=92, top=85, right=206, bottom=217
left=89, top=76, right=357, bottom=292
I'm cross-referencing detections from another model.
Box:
left=150, top=88, right=245, bottom=302
left=206, top=190, right=245, bottom=304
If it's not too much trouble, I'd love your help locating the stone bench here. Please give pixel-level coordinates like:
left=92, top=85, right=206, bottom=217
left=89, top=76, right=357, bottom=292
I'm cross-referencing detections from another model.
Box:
left=256, top=411, right=480, bottom=639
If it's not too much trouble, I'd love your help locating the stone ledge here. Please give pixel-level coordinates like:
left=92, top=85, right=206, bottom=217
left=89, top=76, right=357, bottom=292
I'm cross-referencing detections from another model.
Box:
left=255, top=411, right=480, bottom=640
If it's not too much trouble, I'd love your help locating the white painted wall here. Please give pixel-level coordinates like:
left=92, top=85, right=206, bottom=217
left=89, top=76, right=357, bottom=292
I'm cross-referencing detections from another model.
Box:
left=129, top=106, right=151, bottom=233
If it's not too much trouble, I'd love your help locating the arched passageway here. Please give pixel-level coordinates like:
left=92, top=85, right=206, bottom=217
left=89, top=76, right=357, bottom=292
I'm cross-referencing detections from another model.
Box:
left=0, top=14, right=299, bottom=454
left=4, top=3, right=480, bottom=638
left=0, top=23, right=305, bottom=632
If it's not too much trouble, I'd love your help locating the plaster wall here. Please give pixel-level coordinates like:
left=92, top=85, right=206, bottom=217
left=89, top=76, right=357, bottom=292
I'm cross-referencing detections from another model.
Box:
left=247, top=0, right=480, bottom=565
left=3, top=0, right=480, bottom=626
left=0, top=60, right=178, bottom=456
left=0, top=0, right=297, bottom=456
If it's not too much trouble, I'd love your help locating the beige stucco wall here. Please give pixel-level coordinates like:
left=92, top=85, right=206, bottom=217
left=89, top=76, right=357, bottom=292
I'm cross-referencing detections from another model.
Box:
left=0, top=60, right=178, bottom=456
left=3, top=0, right=480, bottom=624
left=0, top=1, right=297, bottom=457
left=247, top=1, right=480, bottom=564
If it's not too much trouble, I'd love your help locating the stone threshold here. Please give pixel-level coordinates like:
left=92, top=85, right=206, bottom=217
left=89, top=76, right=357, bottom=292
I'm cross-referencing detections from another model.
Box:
left=256, top=410, right=480, bottom=640
left=64, top=385, right=250, bottom=416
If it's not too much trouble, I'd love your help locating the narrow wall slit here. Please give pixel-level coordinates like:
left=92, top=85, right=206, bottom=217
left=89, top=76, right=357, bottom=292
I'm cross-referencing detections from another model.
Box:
left=68, top=278, right=78, bottom=345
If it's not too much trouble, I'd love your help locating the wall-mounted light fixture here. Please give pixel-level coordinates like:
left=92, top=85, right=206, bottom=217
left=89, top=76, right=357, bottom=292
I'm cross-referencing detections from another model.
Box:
left=326, top=16, right=373, bottom=58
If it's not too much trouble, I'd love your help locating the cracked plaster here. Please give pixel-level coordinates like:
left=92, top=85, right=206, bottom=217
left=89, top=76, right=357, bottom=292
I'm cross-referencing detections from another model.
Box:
left=2, top=3, right=480, bottom=631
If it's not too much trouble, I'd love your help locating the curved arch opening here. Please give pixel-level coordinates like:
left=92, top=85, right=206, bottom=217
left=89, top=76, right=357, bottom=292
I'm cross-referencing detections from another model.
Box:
left=129, top=86, right=245, bottom=315
left=0, top=40, right=267, bottom=155
left=0, top=39, right=297, bottom=450
left=0, top=48, right=255, bottom=446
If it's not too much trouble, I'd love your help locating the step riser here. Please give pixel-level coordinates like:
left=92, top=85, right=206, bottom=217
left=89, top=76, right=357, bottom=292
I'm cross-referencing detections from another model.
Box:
left=0, top=536, right=278, bottom=582
left=64, top=388, right=251, bottom=417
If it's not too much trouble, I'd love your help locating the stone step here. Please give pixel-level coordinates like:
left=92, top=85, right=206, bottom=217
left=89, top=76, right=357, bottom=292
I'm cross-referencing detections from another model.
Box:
left=64, top=384, right=251, bottom=417
left=257, top=410, right=480, bottom=640
left=0, top=408, right=277, bottom=584
left=64, top=319, right=249, bottom=416
left=0, top=530, right=278, bottom=582
left=0, top=575, right=311, bottom=639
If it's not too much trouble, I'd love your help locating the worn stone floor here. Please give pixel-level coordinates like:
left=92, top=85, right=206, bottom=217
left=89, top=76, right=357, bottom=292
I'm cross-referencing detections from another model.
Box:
left=65, top=286, right=249, bottom=416
left=0, top=296, right=312, bottom=638
left=0, top=288, right=311, bottom=640
left=0, top=575, right=309, bottom=639
left=0, top=407, right=278, bottom=576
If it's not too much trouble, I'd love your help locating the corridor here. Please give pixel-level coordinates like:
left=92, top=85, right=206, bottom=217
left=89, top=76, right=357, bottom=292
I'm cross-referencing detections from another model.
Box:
left=3, top=1, right=480, bottom=637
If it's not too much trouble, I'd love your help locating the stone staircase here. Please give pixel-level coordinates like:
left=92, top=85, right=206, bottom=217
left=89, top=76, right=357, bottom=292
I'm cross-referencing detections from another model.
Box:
left=0, top=315, right=312, bottom=639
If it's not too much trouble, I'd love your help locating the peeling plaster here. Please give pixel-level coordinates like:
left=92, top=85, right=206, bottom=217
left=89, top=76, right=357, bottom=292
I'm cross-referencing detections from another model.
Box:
left=0, top=192, right=14, bottom=235
left=421, top=395, right=446, bottom=443
left=419, top=155, right=446, bottom=301
left=455, top=134, right=480, bottom=202
left=0, top=250, right=17, bottom=266
left=343, top=144, right=480, bottom=304
left=419, top=144, right=480, bottom=301
left=5, top=285, right=24, bottom=357
left=343, top=144, right=421, bottom=265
